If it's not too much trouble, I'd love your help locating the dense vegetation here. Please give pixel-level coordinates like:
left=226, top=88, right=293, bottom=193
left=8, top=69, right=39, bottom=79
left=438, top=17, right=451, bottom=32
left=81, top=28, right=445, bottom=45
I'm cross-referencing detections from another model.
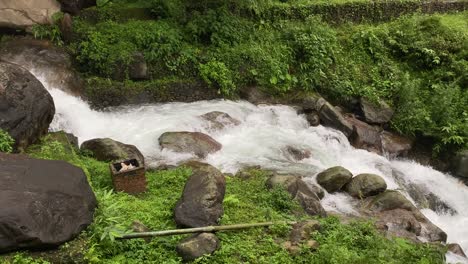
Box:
left=0, top=135, right=446, bottom=263
left=29, top=0, right=468, bottom=156
left=0, top=129, right=14, bottom=153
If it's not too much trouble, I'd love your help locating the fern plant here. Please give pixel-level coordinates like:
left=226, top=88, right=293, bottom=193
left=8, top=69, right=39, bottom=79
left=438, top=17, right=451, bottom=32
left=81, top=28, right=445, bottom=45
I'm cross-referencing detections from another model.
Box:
left=0, top=129, right=14, bottom=153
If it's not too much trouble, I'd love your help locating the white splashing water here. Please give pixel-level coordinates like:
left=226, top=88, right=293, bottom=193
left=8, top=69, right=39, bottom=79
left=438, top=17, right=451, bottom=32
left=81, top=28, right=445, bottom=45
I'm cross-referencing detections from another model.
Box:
left=35, top=73, right=468, bottom=263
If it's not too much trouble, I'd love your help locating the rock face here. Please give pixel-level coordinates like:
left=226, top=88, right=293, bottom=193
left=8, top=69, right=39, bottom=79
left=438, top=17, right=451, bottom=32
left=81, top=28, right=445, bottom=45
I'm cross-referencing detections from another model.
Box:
left=365, top=190, right=447, bottom=243
left=316, top=166, right=353, bottom=193
left=0, top=154, right=97, bottom=253
left=200, top=111, right=241, bottom=131
left=0, top=61, right=55, bottom=151
left=159, top=131, right=222, bottom=158
left=174, top=162, right=226, bottom=227
left=57, top=0, right=96, bottom=15
left=0, top=0, right=61, bottom=30
left=447, top=243, right=467, bottom=258
left=80, top=138, right=145, bottom=165
left=284, top=146, right=311, bottom=161
left=317, top=101, right=353, bottom=137
left=0, top=38, right=84, bottom=96
left=451, top=150, right=468, bottom=179
left=359, top=98, right=394, bottom=124
left=266, top=174, right=326, bottom=216
left=345, top=173, right=387, bottom=198
left=380, top=131, right=413, bottom=157
left=176, top=233, right=220, bottom=261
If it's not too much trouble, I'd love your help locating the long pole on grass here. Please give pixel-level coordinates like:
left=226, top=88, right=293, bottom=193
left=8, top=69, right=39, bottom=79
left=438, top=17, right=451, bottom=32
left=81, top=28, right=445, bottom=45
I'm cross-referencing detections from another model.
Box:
left=119, top=221, right=297, bottom=239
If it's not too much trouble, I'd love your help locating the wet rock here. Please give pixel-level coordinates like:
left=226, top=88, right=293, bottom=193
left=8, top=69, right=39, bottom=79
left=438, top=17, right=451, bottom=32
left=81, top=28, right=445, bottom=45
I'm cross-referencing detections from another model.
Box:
left=239, top=86, right=278, bottom=105
left=375, top=209, right=421, bottom=242
left=266, top=174, right=326, bottom=216
left=451, top=150, right=468, bottom=179
left=0, top=61, right=55, bottom=151
left=174, top=162, right=226, bottom=227
left=317, top=102, right=353, bottom=137
left=0, top=0, right=61, bottom=30
left=0, top=38, right=84, bottom=96
left=345, top=114, right=383, bottom=153
left=405, top=183, right=456, bottom=214
left=345, top=173, right=387, bottom=198
left=316, top=166, right=353, bottom=193
left=57, top=0, right=96, bottom=15
left=305, top=111, right=320, bottom=126
left=359, top=98, right=394, bottom=124
left=80, top=138, right=145, bottom=165
left=284, top=146, right=312, bottom=161
left=380, top=131, right=413, bottom=158
left=200, top=111, right=241, bottom=130
left=447, top=243, right=467, bottom=258
left=0, top=154, right=97, bottom=253
left=159, top=131, right=222, bottom=158
left=176, top=233, right=220, bottom=261
left=365, top=190, right=447, bottom=243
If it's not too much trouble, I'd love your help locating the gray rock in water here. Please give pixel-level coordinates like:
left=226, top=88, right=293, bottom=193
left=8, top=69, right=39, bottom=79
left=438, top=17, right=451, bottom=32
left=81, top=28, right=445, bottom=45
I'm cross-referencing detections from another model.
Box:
left=0, top=61, right=55, bottom=151
left=174, top=162, right=226, bottom=227
left=316, top=166, right=353, bottom=193
left=364, top=190, right=447, bottom=243
left=380, top=131, right=413, bottom=158
left=176, top=233, right=220, bottom=261
left=305, top=111, right=320, bottom=126
left=451, top=150, right=468, bottom=179
left=284, top=146, right=312, bottom=161
left=80, top=138, right=145, bottom=165
left=345, top=173, right=387, bottom=198
left=317, top=102, right=353, bottom=137
left=0, top=154, right=97, bottom=253
left=359, top=98, right=394, bottom=124
left=200, top=111, right=240, bottom=131
left=447, top=243, right=467, bottom=258
left=159, top=131, right=222, bottom=158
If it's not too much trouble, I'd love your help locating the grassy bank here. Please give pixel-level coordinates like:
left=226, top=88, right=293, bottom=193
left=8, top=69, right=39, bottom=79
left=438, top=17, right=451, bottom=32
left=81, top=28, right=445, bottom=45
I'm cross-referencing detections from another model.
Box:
left=0, top=135, right=446, bottom=263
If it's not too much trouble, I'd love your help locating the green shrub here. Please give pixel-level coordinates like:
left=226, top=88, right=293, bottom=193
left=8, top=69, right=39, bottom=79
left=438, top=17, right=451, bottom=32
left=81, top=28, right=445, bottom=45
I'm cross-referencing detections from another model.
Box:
left=0, top=129, right=14, bottom=153
left=199, top=60, right=236, bottom=96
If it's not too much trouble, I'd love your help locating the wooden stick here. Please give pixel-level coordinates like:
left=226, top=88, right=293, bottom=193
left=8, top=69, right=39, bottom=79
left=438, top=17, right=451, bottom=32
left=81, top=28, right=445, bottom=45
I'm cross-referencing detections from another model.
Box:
left=119, top=221, right=297, bottom=239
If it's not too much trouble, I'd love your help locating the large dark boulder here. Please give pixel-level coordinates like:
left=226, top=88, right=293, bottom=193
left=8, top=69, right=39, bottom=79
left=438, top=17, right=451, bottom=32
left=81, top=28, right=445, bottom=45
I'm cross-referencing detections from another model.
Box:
left=57, top=0, right=96, bottom=15
left=174, top=162, right=226, bottom=227
left=159, top=131, right=222, bottom=158
left=316, top=166, right=353, bottom=193
left=80, top=138, right=145, bottom=165
left=0, top=154, right=97, bottom=253
left=0, top=61, right=55, bottom=151
left=176, top=233, right=220, bottom=261
left=345, top=173, right=387, bottom=198
left=380, top=131, right=413, bottom=158
left=359, top=98, right=394, bottom=124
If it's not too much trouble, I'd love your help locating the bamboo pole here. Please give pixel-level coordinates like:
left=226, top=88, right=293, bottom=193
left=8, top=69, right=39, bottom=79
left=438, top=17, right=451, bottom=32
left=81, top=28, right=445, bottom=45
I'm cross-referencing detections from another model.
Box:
left=119, top=221, right=297, bottom=239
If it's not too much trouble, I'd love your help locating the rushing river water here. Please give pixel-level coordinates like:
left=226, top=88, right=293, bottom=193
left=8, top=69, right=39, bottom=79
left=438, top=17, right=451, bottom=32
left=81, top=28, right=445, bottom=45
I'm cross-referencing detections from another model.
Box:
left=34, top=73, right=468, bottom=263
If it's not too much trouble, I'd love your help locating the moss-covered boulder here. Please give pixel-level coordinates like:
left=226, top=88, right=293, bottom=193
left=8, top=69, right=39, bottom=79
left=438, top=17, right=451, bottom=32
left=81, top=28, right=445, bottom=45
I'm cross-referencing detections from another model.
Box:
left=345, top=173, right=387, bottom=198
left=176, top=233, right=220, bottom=261
left=316, top=166, right=353, bottom=193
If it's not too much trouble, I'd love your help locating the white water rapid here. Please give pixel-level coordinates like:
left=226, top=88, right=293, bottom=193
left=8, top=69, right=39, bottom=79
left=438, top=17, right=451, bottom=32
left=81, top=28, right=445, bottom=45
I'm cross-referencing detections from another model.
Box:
left=36, top=72, right=468, bottom=263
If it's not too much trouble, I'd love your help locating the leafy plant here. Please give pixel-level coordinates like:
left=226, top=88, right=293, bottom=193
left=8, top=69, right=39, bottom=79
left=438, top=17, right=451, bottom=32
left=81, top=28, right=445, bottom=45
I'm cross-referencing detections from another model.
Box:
left=0, top=129, right=14, bottom=153
left=199, top=60, right=236, bottom=96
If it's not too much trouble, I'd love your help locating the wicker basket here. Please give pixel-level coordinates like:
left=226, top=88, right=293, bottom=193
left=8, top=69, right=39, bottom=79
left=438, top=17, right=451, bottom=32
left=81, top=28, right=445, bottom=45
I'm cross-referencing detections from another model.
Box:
left=110, top=159, right=147, bottom=194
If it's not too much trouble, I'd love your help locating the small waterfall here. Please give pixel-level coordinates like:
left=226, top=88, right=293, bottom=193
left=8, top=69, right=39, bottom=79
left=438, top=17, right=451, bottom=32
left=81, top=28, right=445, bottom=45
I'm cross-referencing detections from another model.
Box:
left=33, top=71, right=468, bottom=263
